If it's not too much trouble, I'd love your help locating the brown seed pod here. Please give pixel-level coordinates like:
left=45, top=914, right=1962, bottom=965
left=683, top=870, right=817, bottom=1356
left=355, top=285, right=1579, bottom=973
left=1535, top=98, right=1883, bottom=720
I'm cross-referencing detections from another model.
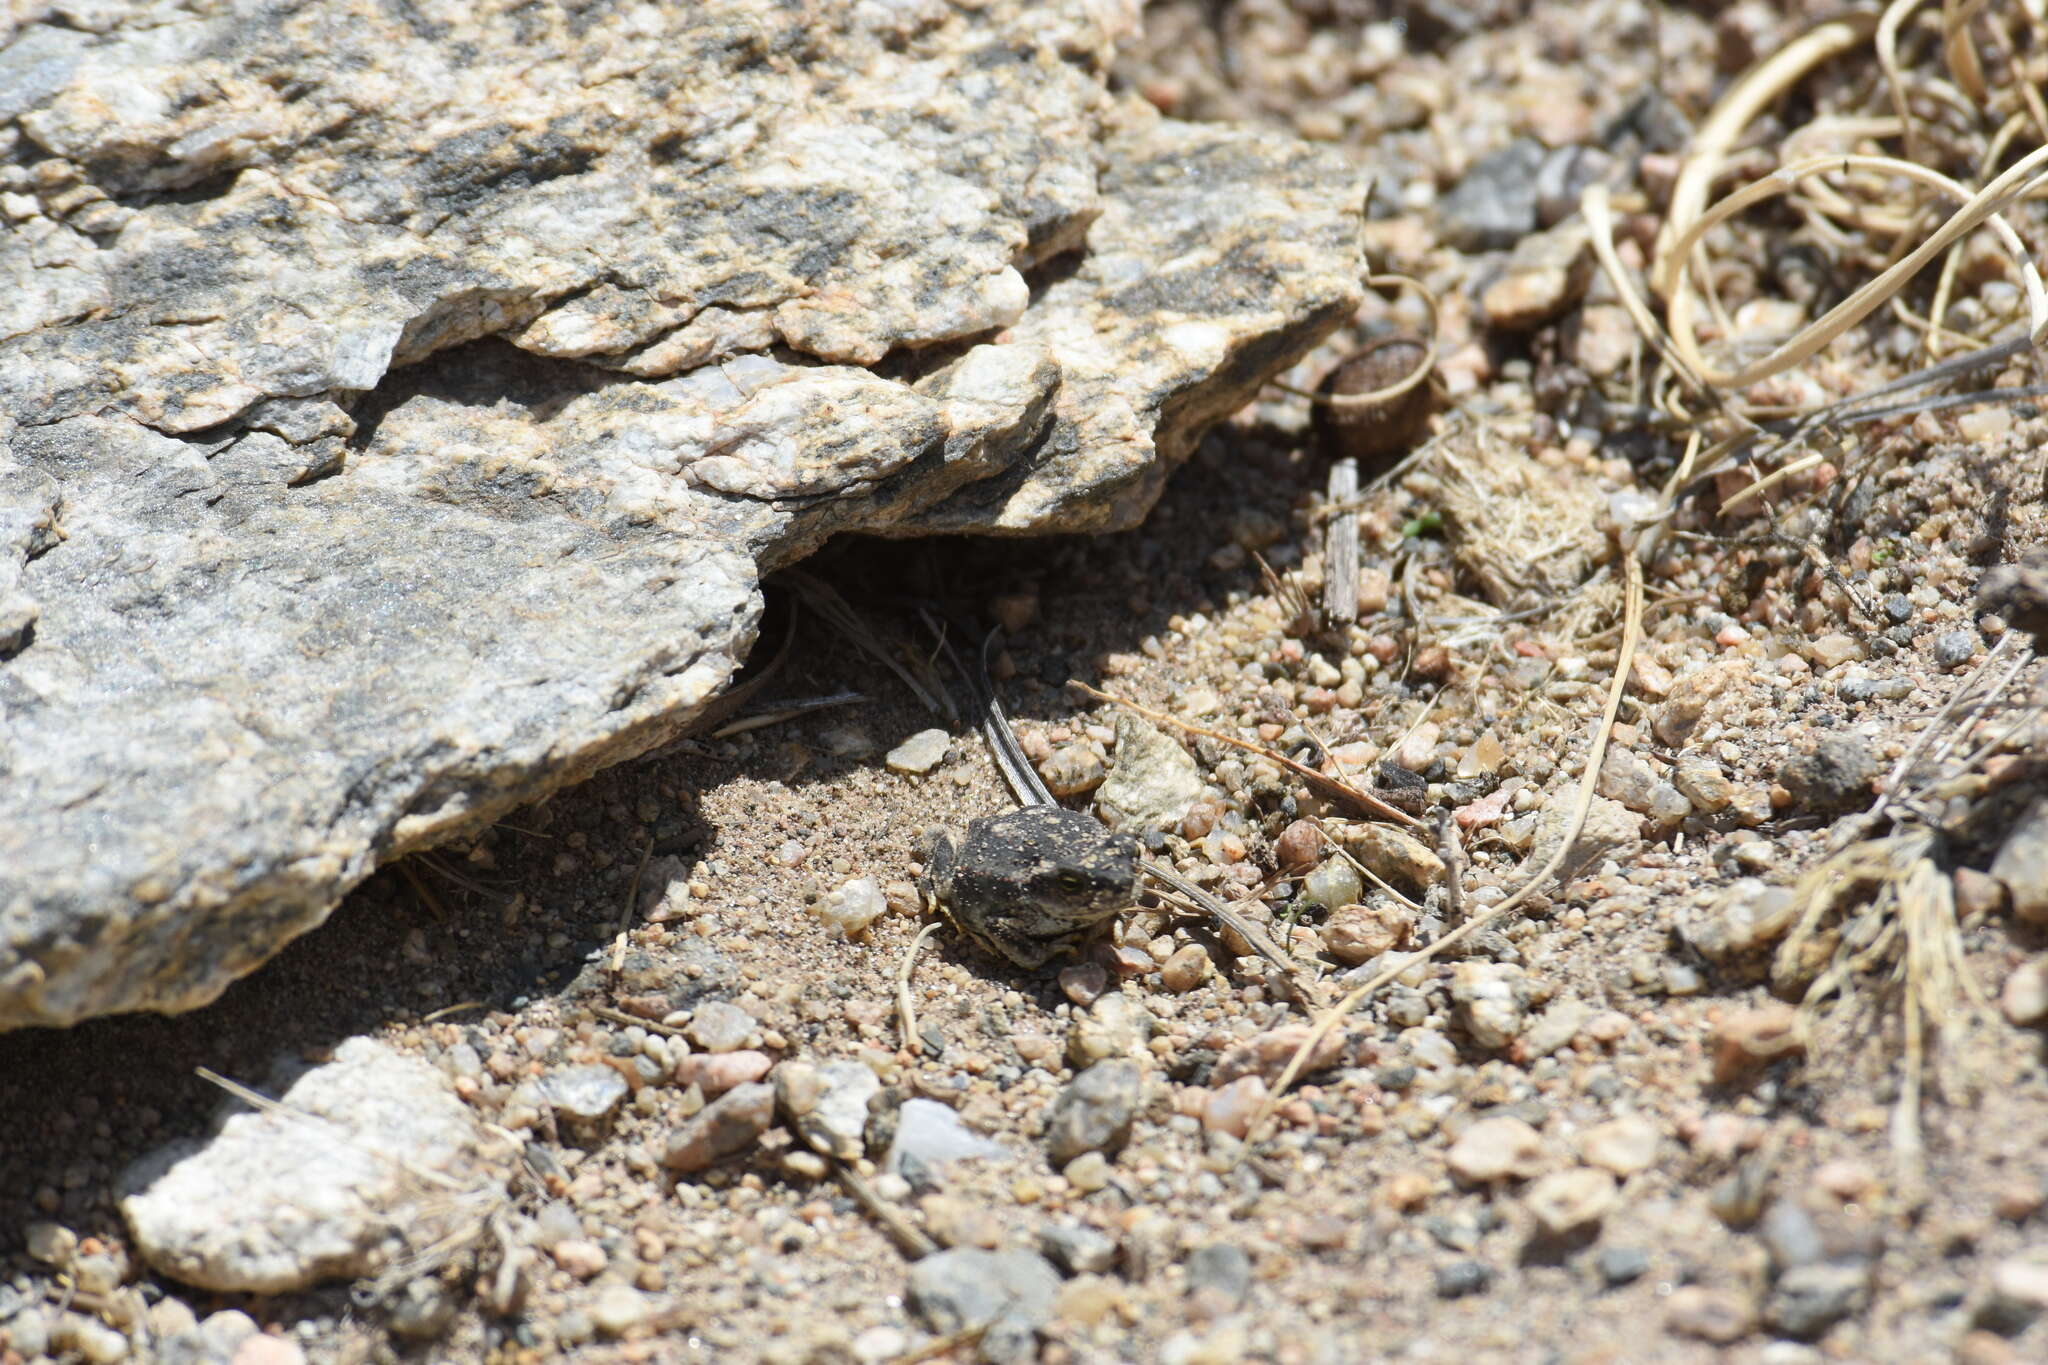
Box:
left=1314, top=333, right=1436, bottom=466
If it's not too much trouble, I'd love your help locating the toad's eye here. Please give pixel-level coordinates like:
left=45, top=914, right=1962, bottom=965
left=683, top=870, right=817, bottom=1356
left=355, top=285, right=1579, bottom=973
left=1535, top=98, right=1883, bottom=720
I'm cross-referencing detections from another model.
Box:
left=1056, top=871, right=1088, bottom=894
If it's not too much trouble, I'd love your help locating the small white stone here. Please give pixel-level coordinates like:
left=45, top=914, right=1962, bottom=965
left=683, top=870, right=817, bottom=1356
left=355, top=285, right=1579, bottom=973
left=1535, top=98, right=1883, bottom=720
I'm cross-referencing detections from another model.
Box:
left=887, top=729, right=951, bottom=774
left=590, top=1283, right=654, bottom=1337
left=2002, top=958, right=2048, bottom=1026
left=1446, top=1116, right=1544, bottom=1184
left=685, top=999, right=755, bottom=1053
left=1524, top=1167, right=1618, bottom=1236
left=1579, top=1115, right=1660, bottom=1176
left=811, top=877, right=887, bottom=938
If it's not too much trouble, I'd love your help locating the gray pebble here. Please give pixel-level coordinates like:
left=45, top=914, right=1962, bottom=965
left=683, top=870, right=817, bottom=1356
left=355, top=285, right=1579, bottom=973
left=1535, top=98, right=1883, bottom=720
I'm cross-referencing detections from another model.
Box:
left=1980, top=1254, right=2048, bottom=1334
left=1764, top=1263, right=1870, bottom=1340
left=5, top=1310, right=50, bottom=1358
left=1438, top=139, right=1546, bottom=251
left=1994, top=798, right=2048, bottom=924
left=887, top=729, right=951, bottom=774
left=1774, top=733, right=1880, bottom=813
left=386, top=1277, right=458, bottom=1340
left=1933, top=628, right=1978, bottom=669
left=784, top=1060, right=879, bottom=1162
left=1884, top=593, right=1914, bottom=624
left=1184, top=1243, right=1252, bottom=1308
left=1758, top=1201, right=1826, bottom=1273
left=1039, top=1222, right=1118, bottom=1276
left=554, top=1308, right=593, bottom=1345
left=541, top=1064, right=629, bottom=1125
left=1068, top=992, right=1150, bottom=1067
left=591, top=1283, right=656, bottom=1338
left=1435, top=1259, right=1494, bottom=1298
left=1044, top=1058, right=1142, bottom=1163
left=1300, top=856, right=1363, bottom=912
left=1597, top=1246, right=1649, bottom=1286
left=885, top=1098, right=1009, bottom=1180
left=909, top=1248, right=1061, bottom=1365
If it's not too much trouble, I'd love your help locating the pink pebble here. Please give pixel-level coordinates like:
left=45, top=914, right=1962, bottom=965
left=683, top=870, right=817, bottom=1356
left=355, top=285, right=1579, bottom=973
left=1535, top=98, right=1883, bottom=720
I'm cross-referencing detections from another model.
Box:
left=673, top=1049, right=772, bottom=1094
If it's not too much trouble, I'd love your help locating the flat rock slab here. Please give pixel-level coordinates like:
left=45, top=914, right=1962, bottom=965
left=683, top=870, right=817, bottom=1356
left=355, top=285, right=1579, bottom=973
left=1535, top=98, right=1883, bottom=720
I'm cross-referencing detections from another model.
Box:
left=0, top=1, right=1364, bottom=1029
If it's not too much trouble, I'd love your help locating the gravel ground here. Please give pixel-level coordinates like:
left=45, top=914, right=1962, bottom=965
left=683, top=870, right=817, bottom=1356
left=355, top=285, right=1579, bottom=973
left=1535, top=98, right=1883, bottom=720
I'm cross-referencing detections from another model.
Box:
left=6, top=3, right=2048, bottom=1363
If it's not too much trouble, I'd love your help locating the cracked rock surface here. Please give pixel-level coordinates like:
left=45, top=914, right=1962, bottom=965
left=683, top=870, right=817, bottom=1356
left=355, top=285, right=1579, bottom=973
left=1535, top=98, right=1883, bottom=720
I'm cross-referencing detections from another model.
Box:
left=0, top=0, right=1364, bottom=1030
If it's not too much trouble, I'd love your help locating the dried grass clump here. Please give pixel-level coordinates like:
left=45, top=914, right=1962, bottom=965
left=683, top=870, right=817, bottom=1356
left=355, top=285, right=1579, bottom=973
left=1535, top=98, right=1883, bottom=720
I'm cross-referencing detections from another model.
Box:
left=1585, top=5, right=2048, bottom=1178
left=1422, top=429, right=1609, bottom=607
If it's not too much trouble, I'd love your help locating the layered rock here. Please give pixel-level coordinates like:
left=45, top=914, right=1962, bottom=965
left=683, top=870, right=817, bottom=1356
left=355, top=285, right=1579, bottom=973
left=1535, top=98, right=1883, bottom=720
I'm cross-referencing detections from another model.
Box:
left=0, top=0, right=1364, bottom=1029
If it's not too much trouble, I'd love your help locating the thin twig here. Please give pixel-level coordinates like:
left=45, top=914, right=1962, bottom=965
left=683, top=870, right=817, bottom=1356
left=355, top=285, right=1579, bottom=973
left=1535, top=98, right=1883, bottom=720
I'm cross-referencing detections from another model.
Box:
left=1323, top=457, right=1362, bottom=626
left=897, top=921, right=941, bottom=1053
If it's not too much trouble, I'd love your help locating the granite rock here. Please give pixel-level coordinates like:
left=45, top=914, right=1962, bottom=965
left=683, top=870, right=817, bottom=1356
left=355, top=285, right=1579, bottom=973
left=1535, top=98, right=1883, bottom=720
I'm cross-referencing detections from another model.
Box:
left=0, top=0, right=1364, bottom=1029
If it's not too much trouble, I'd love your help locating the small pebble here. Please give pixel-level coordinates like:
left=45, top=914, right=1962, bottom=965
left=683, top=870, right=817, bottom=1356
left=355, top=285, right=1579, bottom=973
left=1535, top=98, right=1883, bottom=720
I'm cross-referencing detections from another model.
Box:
left=1523, top=1168, right=1617, bottom=1237
left=386, top=1278, right=458, bottom=1340
left=1060, top=962, right=1109, bottom=1006
left=542, top=1064, right=629, bottom=1124
left=552, top=1238, right=609, bottom=1279
left=1518, top=999, right=1587, bottom=1059
left=1449, top=962, right=1537, bottom=1050
left=811, top=877, right=888, bottom=938
left=887, top=729, right=951, bottom=774
left=1711, top=1003, right=1805, bottom=1083
left=1198, top=1075, right=1268, bottom=1138
left=1992, top=799, right=2048, bottom=924
left=1981, top=1253, right=2048, bottom=1333
left=1597, top=1246, right=1649, bottom=1286
left=1765, top=1263, right=1870, bottom=1340
left=1064, top=1151, right=1112, bottom=1193
left=791, top=1060, right=879, bottom=1159
left=1041, top=744, right=1107, bottom=798
left=1325, top=903, right=1415, bottom=965
left=886, top=1098, right=1010, bottom=1177
left=1069, top=992, right=1149, bottom=1066
left=1161, top=944, right=1211, bottom=992
left=1665, top=1285, right=1757, bottom=1343
left=1932, top=628, right=1979, bottom=669
left=1806, top=633, right=1862, bottom=670
left=1211, top=1025, right=1343, bottom=1086
left=1274, top=819, right=1324, bottom=872
left=909, top=1248, right=1061, bottom=1362
left=1336, top=824, right=1444, bottom=892
left=2002, top=958, right=2048, bottom=1026
left=1040, top=1223, right=1118, bottom=1276
left=1773, top=733, right=1880, bottom=813
left=674, top=1049, right=773, bottom=1095
left=1185, top=1242, right=1253, bottom=1313
left=1434, top=1259, right=1494, bottom=1298
left=686, top=1000, right=755, bottom=1054
left=1300, top=856, right=1364, bottom=911
left=232, top=1336, right=308, bottom=1365
left=1446, top=1116, right=1545, bottom=1184
left=660, top=1081, right=775, bottom=1172
left=1045, top=1059, right=1143, bottom=1162
left=1579, top=1115, right=1659, bottom=1176
left=590, top=1283, right=654, bottom=1337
